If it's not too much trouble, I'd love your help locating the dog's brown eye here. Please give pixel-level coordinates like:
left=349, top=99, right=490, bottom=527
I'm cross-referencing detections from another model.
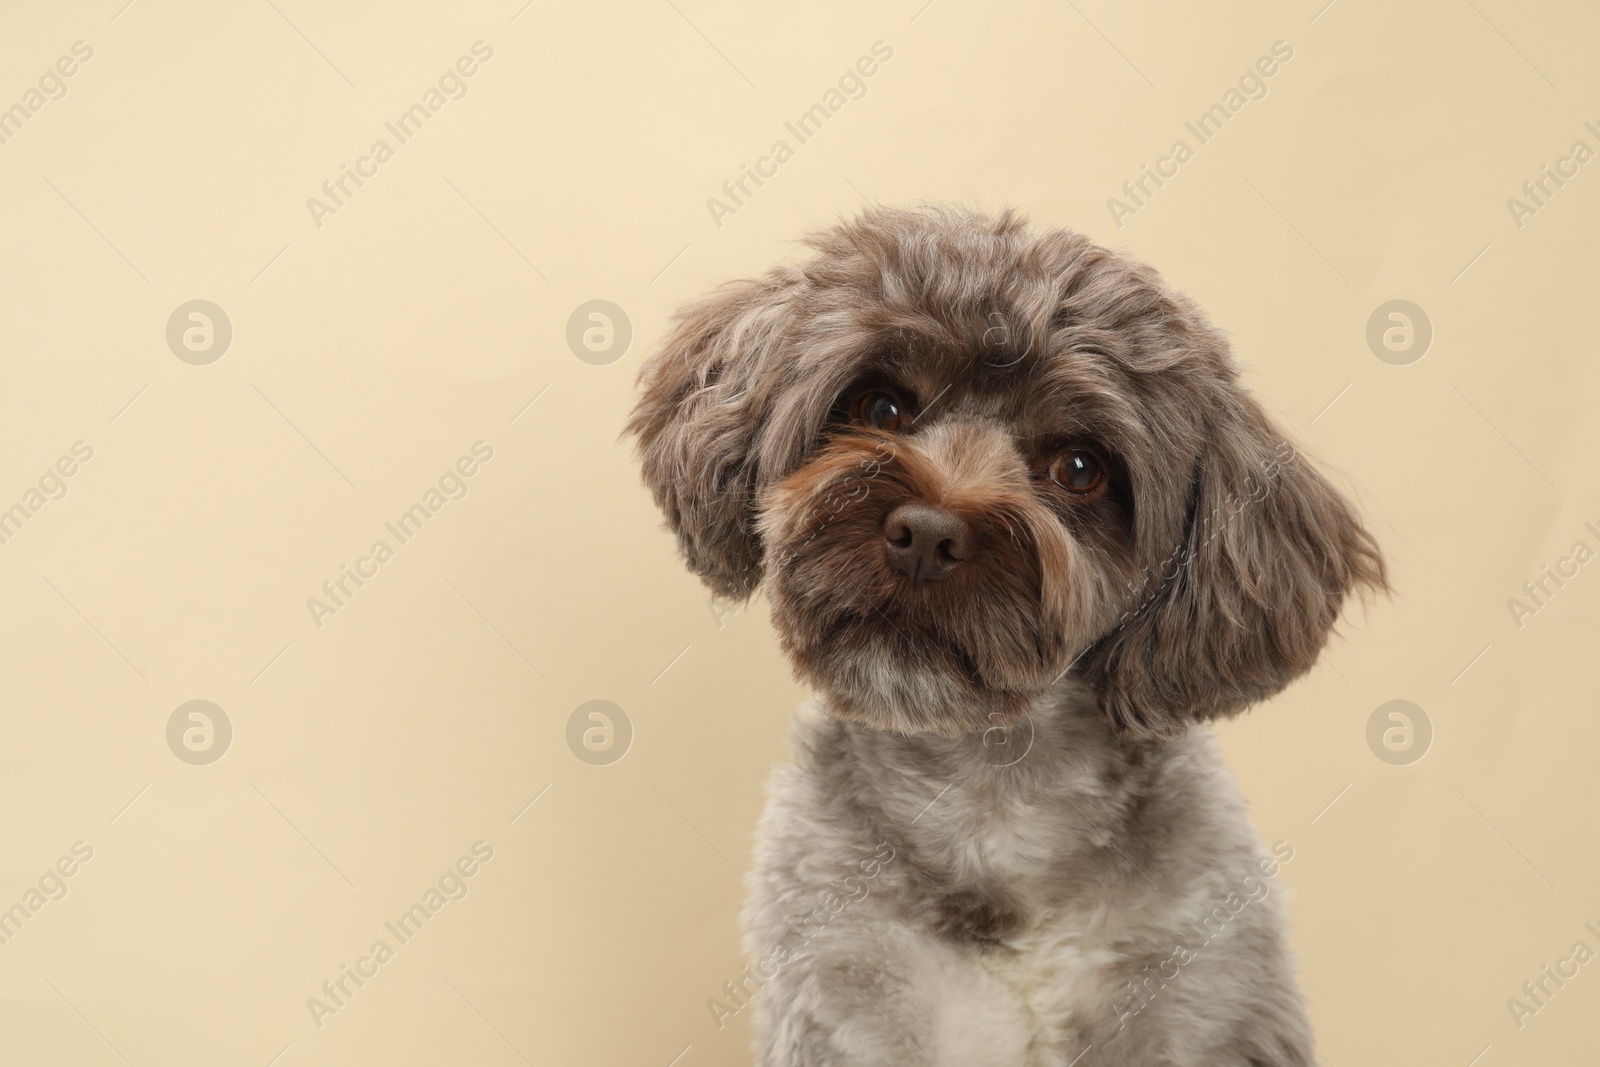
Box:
left=849, top=389, right=910, bottom=432
left=1047, top=449, right=1106, bottom=495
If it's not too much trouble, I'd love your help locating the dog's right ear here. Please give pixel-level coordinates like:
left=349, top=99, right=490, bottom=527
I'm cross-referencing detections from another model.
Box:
left=625, top=276, right=796, bottom=601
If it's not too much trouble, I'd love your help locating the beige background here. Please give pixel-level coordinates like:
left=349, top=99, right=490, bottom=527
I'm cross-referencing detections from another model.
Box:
left=0, top=0, right=1595, bottom=1063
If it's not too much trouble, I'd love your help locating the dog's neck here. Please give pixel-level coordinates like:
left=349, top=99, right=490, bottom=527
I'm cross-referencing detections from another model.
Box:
left=797, top=678, right=1180, bottom=897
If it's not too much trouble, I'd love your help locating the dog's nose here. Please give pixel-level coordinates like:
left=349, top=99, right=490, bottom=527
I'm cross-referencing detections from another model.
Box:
left=883, top=503, right=974, bottom=583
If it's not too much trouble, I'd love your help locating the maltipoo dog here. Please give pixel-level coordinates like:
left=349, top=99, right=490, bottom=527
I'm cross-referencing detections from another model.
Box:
left=628, top=206, right=1385, bottom=1066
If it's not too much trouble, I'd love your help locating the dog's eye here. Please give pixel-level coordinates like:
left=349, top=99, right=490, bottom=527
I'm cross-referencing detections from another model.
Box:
left=848, top=389, right=910, bottom=432
left=1046, top=449, right=1106, bottom=496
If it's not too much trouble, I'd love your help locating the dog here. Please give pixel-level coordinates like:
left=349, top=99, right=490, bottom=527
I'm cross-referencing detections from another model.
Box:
left=627, top=206, right=1386, bottom=1066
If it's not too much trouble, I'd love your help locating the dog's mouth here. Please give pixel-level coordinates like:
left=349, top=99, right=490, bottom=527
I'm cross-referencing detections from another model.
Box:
left=817, top=611, right=989, bottom=688
left=778, top=589, right=1046, bottom=736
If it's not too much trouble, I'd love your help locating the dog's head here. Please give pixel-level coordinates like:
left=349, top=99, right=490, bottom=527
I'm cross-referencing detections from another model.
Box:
left=627, top=207, right=1386, bottom=739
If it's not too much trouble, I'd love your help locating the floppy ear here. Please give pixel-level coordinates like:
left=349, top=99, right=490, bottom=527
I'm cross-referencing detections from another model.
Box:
left=1082, top=392, right=1388, bottom=738
left=625, top=276, right=796, bottom=601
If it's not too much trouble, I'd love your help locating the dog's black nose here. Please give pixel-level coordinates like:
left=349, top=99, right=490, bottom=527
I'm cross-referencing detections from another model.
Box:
left=883, top=503, right=973, bottom=583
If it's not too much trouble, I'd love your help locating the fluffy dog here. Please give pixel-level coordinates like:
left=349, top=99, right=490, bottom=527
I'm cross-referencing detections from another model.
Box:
left=628, top=206, right=1385, bottom=1066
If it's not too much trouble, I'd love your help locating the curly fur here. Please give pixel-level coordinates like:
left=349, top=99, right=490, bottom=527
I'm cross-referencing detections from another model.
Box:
left=627, top=206, right=1386, bottom=1065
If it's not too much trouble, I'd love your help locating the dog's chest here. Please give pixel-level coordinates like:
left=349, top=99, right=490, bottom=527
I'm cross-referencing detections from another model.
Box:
left=897, top=906, right=1119, bottom=1067
left=896, top=789, right=1124, bottom=1063
left=914, top=782, right=1072, bottom=889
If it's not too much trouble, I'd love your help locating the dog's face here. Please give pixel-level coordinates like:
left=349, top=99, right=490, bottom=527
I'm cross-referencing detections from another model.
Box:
left=628, top=207, right=1385, bottom=738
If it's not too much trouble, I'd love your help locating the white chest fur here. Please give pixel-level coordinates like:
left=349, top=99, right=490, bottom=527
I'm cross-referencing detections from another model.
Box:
left=894, top=907, right=1121, bottom=1066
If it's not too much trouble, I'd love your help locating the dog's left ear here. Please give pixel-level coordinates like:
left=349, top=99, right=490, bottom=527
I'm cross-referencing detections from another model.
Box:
left=1082, top=390, right=1388, bottom=739
left=625, top=274, right=798, bottom=601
